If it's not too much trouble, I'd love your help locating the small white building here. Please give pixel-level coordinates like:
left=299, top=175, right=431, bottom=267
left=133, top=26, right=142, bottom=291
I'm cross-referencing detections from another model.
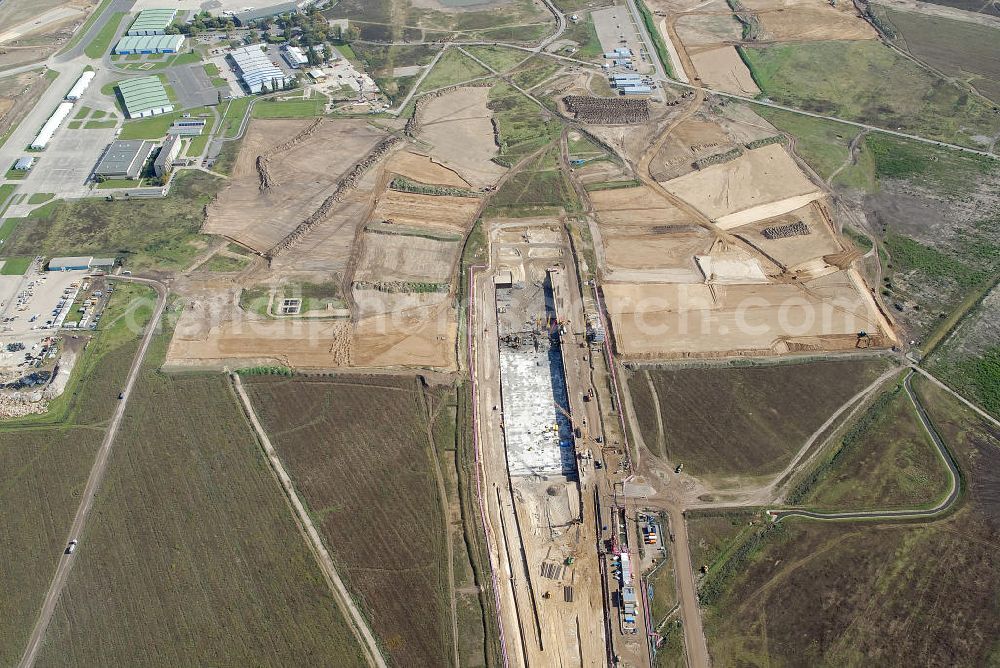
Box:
left=282, top=44, right=309, bottom=69
left=66, top=71, right=96, bottom=101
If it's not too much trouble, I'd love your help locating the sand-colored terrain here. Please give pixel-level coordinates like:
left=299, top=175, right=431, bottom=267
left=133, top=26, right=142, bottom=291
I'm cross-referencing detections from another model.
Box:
left=417, top=87, right=507, bottom=187
left=662, top=143, right=822, bottom=228
left=204, top=119, right=387, bottom=252
left=602, top=269, right=889, bottom=357
left=166, top=287, right=354, bottom=368
left=354, top=232, right=461, bottom=284
left=372, top=189, right=481, bottom=232
left=746, top=0, right=877, bottom=41
left=733, top=201, right=844, bottom=269
left=351, top=292, right=456, bottom=368
left=589, top=185, right=697, bottom=226
left=675, top=13, right=743, bottom=46
left=690, top=47, right=761, bottom=96
left=386, top=150, right=472, bottom=188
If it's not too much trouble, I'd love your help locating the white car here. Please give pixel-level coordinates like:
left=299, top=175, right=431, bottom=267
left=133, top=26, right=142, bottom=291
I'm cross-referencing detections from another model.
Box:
left=65, top=539, right=78, bottom=555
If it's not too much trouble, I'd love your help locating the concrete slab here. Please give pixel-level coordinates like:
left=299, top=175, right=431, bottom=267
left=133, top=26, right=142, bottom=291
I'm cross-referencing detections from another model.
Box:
left=166, top=62, right=222, bottom=109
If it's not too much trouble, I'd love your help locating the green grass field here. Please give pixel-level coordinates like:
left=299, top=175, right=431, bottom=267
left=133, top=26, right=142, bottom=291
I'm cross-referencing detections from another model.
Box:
left=0, top=284, right=156, bottom=666
left=789, top=384, right=952, bottom=509
left=487, top=82, right=562, bottom=166
left=487, top=143, right=579, bottom=216
left=36, top=326, right=366, bottom=665
left=754, top=107, right=859, bottom=181
left=220, top=97, right=252, bottom=137
left=1, top=171, right=221, bottom=271
left=697, top=376, right=1000, bottom=666
left=252, top=99, right=325, bottom=119
left=463, top=45, right=527, bottom=73
left=417, top=48, right=490, bottom=93
left=741, top=40, right=1000, bottom=147
left=201, top=253, right=249, bottom=272
left=0, top=256, right=33, bottom=275
left=84, top=12, right=125, bottom=59
left=119, top=107, right=212, bottom=140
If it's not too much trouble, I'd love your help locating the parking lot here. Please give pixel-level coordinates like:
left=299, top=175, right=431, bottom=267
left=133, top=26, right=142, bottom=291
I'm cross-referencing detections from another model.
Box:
left=166, top=62, right=224, bottom=108
left=14, top=122, right=116, bottom=200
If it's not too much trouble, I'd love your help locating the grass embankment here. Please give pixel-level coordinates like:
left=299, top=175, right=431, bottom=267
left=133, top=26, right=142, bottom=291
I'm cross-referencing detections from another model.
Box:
left=244, top=375, right=455, bottom=668
left=740, top=40, right=1000, bottom=148
left=0, top=172, right=220, bottom=271
left=417, top=48, right=490, bottom=93
left=487, top=82, right=562, bottom=166
left=463, top=46, right=528, bottom=74
left=119, top=106, right=213, bottom=140
left=486, top=143, right=579, bottom=217
left=0, top=284, right=155, bottom=666
left=696, top=376, right=1000, bottom=666
left=83, top=11, right=125, bottom=59
left=219, top=97, right=252, bottom=137
left=635, top=0, right=675, bottom=79
left=35, top=315, right=366, bottom=666
left=251, top=99, right=325, bottom=118
left=628, top=359, right=891, bottom=477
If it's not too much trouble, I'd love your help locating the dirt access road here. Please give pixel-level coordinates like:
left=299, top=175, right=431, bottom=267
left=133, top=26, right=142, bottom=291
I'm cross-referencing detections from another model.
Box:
left=18, top=276, right=166, bottom=668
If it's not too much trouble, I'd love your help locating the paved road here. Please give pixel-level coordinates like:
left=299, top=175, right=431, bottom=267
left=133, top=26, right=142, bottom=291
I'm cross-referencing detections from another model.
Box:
left=231, top=373, right=389, bottom=668
left=771, top=371, right=961, bottom=523
left=18, top=276, right=166, bottom=668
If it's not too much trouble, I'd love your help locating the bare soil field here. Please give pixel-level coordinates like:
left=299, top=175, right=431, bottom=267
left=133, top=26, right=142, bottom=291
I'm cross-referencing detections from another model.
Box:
left=627, top=358, right=890, bottom=477
left=698, top=377, right=1000, bottom=666
left=417, top=87, right=507, bottom=187
left=354, top=231, right=461, bottom=283
left=352, top=291, right=457, bottom=368
left=166, top=286, right=355, bottom=368
left=745, top=0, right=877, bottom=41
left=602, top=268, right=890, bottom=357
left=0, top=70, right=58, bottom=140
left=372, top=189, right=481, bottom=232
left=386, top=150, right=472, bottom=187
left=204, top=119, right=387, bottom=252
left=589, top=185, right=697, bottom=226
left=267, top=190, right=374, bottom=275
left=244, top=375, right=454, bottom=668
left=661, top=143, right=823, bottom=229
left=690, top=47, right=760, bottom=96
left=674, top=13, right=742, bottom=46
left=601, top=227, right=712, bottom=280
left=735, top=201, right=844, bottom=270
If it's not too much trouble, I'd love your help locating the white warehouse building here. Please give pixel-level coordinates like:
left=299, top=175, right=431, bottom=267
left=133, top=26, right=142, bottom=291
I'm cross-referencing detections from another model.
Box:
left=31, top=102, right=74, bottom=150
left=229, top=44, right=291, bottom=93
left=66, top=71, right=95, bottom=101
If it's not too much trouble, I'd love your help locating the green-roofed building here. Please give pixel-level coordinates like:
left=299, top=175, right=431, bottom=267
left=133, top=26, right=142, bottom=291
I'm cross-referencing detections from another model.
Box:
left=117, top=76, right=174, bottom=118
left=126, top=8, right=177, bottom=35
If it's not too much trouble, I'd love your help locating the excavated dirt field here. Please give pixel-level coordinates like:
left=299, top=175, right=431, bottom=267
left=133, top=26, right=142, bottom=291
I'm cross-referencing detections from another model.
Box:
left=589, top=185, right=696, bottom=226
left=690, top=46, right=761, bottom=96
left=662, top=143, right=823, bottom=228
left=353, top=232, right=461, bottom=284
left=371, top=189, right=481, bottom=232
left=675, top=13, right=743, bottom=45
left=417, top=87, right=507, bottom=188
left=385, top=150, right=472, bottom=188
left=602, top=268, right=889, bottom=357
left=351, top=292, right=456, bottom=368
left=204, top=119, right=386, bottom=252
left=746, top=0, right=877, bottom=41
left=166, top=286, right=354, bottom=368
left=735, top=201, right=844, bottom=269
